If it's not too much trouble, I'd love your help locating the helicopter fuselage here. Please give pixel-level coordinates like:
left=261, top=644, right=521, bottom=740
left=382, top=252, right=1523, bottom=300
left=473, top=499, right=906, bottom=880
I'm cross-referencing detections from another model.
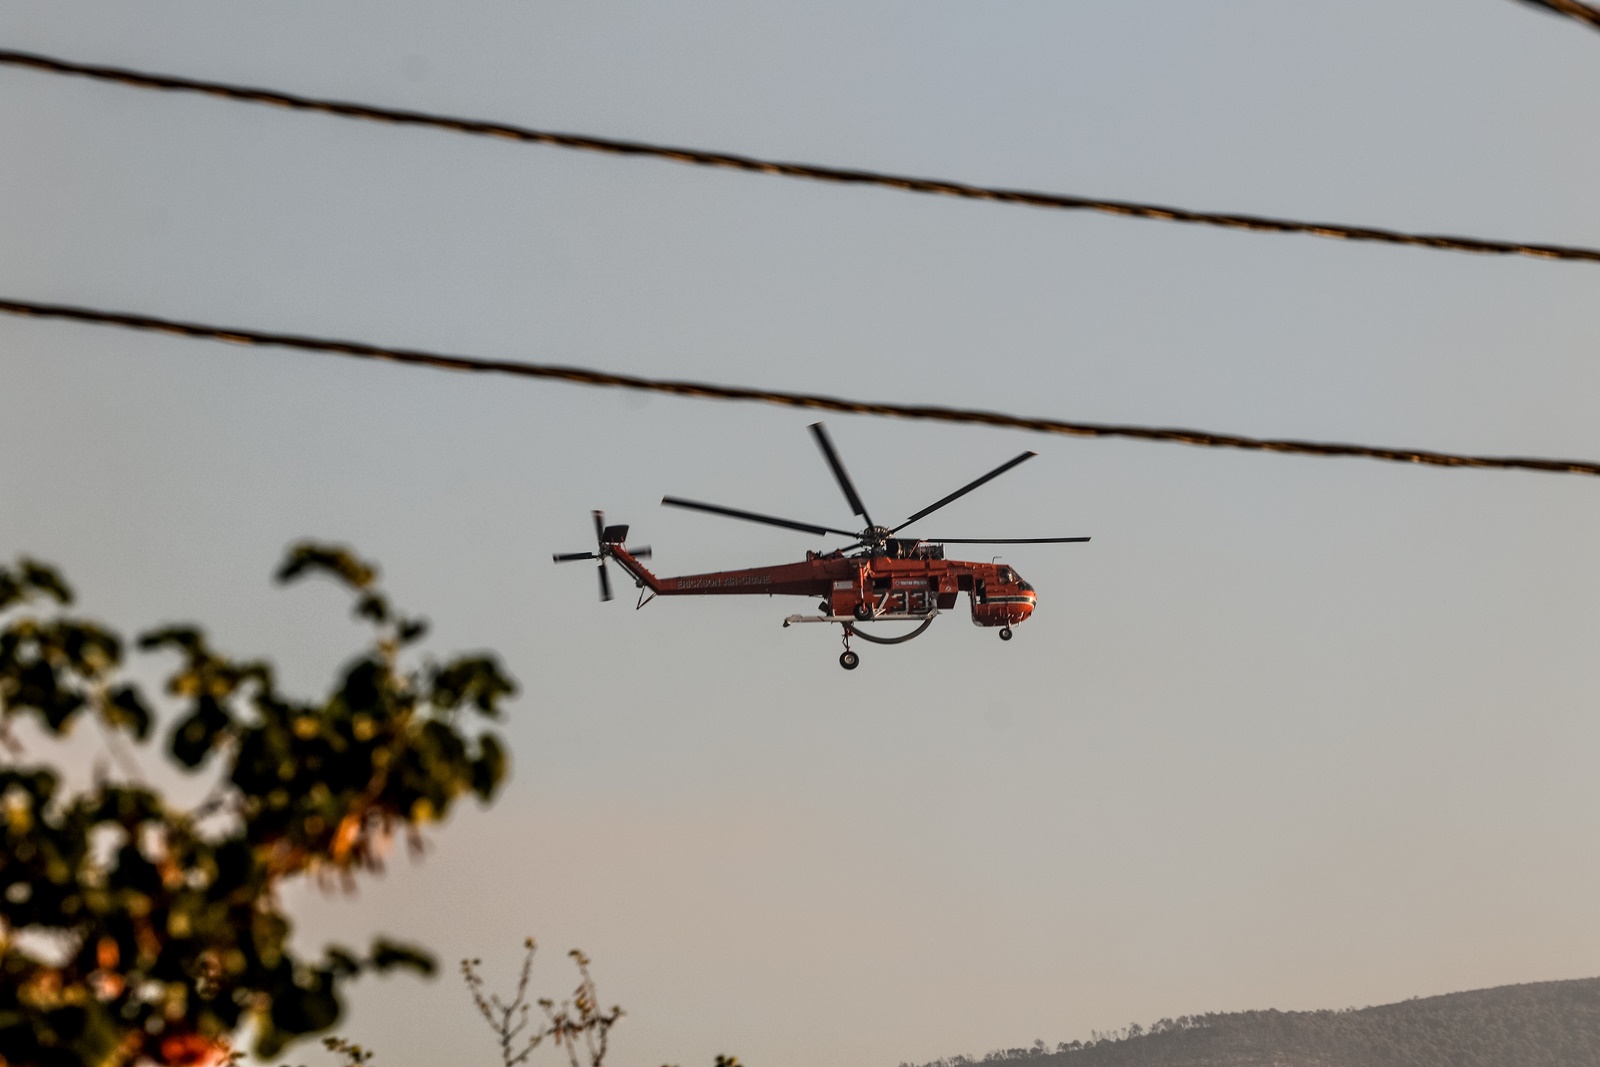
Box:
left=552, top=423, right=1086, bottom=668
left=608, top=543, right=1036, bottom=629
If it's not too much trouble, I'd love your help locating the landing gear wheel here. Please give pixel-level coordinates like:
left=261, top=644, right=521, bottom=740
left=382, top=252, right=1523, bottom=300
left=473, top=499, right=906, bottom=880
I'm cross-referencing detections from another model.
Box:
left=839, top=650, right=860, bottom=670
left=998, top=626, right=1013, bottom=641
left=853, top=603, right=873, bottom=621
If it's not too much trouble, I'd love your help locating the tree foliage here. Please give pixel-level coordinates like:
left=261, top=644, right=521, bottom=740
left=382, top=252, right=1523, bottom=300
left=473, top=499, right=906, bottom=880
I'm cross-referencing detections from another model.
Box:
left=0, top=545, right=516, bottom=1065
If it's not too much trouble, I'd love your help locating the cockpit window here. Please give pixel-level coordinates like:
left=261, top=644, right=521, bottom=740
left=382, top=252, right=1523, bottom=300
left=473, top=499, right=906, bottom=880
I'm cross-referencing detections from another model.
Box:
left=997, top=566, right=1032, bottom=590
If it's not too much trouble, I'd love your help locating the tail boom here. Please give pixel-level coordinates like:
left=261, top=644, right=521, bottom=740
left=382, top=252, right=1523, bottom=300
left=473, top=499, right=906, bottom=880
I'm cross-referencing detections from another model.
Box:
left=607, top=549, right=830, bottom=598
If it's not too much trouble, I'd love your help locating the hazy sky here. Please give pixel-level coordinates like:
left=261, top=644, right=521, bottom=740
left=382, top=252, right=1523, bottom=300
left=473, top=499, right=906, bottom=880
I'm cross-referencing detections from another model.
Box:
left=4, top=3, right=1600, bottom=1065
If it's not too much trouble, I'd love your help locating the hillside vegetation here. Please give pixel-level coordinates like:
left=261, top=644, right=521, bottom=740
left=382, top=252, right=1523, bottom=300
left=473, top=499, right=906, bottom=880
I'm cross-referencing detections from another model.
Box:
left=906, top=977, right=1600, bottom=1067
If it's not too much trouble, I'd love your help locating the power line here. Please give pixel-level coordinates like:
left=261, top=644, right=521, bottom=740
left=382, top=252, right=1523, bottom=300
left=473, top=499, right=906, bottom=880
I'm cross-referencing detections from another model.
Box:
left=1512, top=0, right=1600, bottom=33
left=4, top=295, right=1598, bottom=479
left=2, top=48, right=1598, bottom=267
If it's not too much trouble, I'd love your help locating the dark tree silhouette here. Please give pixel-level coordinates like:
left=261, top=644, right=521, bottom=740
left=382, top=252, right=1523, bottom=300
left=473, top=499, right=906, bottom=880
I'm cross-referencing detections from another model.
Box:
left=0, top=545, right=514, bottom=1064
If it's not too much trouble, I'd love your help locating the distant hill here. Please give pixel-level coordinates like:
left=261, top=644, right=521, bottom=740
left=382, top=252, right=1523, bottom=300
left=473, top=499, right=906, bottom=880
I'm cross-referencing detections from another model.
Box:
left=904, top=977, right=1600, bottom=1067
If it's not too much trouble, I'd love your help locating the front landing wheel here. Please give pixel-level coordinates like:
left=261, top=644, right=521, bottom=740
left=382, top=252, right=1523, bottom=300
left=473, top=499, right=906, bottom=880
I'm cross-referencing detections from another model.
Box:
left=839, top=650, right=860, bottom=670
left=998, top=626, right=1013, bottom=641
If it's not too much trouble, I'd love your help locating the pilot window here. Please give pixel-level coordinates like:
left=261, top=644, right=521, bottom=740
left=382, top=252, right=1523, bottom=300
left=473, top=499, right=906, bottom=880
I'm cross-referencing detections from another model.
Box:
left=997, top=566, right=1033, bottom=591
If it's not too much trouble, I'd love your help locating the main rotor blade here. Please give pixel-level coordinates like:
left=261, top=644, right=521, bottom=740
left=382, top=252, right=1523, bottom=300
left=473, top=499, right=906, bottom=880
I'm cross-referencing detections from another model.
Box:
left=553, top=551, right=600, bottom=562
left=889, top=452, right=1036, bottom=534
left=597, top=560, right=613, bottom=602
left=923, top=536, right=1092, bottom=544
left=661, top=496, right=857, bottom=538
left=809, top=423, right=873, bottom=528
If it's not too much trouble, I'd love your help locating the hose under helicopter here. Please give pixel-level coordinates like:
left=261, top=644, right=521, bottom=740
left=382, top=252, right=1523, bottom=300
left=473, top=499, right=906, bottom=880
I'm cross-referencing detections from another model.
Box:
left=842, top=615, right=936, bottom=645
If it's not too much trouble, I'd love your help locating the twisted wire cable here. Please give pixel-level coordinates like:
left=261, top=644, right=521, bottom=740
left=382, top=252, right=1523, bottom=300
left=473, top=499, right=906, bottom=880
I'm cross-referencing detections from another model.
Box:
left=1, top=47, right=1597, bottom=266
left=4, top=296, right=1597, bottom=478
left=1512, top=0, right=1600, bottom=33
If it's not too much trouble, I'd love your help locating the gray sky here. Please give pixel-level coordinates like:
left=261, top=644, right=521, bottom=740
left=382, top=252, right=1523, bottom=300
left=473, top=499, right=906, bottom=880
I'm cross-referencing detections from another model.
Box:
left=3, top=3, right=1600, bottom=1065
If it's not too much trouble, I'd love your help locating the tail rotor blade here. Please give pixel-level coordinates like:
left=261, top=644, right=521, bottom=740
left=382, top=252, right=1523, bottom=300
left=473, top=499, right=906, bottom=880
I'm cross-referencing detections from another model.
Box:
left=592, top=509, right=606, bottom=544
left=553, top=551, right=599, bottom=563
left=597, top=560, right=613, bottom=602
left=809, top=423, right=873, bottom=528
left=625, top=545, right=653, bottom=560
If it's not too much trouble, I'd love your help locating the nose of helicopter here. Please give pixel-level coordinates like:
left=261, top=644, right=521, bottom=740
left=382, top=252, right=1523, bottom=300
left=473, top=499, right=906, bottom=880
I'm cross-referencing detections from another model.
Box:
left=1008, top=594, right=1036, bottom=624
left=970, top=591, right=1035, bottom=628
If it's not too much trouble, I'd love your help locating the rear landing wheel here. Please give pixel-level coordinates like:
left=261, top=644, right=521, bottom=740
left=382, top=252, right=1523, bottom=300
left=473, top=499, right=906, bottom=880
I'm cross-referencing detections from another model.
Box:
left=999, top=626, right=1013, bottom=641
left=839, top=650, right=860, bottom=670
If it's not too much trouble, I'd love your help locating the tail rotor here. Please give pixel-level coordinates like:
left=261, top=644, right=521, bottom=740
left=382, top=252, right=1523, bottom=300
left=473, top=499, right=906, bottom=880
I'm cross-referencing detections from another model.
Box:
left=553, top=510, right=650, bottom=603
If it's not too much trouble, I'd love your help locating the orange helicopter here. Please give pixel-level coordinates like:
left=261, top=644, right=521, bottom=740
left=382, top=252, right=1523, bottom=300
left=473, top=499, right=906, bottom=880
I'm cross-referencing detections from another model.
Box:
left=554, top=423, right=1090, bottom=670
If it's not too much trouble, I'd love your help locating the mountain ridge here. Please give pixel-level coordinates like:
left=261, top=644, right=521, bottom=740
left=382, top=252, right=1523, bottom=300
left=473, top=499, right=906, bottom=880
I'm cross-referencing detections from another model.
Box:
left=902, top=976, right=1600, bottom=1067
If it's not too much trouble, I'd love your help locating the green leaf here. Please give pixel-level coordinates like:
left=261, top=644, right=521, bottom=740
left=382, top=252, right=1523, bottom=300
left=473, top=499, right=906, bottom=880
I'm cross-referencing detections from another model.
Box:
left=354, top=593, right=389, bottom=625
left=137, top=625, right=205, bottom=655
left=395, top=617, right=429, bottom=646
left=323, top=946, right=363, bottom=978
left=275, top=543, right=377, bottom=591
left=103, top=685, right=153, bottom=741
left=18, top=558, right=73, bottom=605
left=263, top=979, right=342, bottom=1049
left=11, top=657, right=86, bottom=733
left=169, top=695, right=234, bottom=768
left=58, top=620, right=122, bottom=674
left=471, top=733, right=508, bottom=802
left=337, top=659, right=384, bottom=713
left=429, top=656, right=517, bottom=718
left=367, top=938, right=436, bottom=976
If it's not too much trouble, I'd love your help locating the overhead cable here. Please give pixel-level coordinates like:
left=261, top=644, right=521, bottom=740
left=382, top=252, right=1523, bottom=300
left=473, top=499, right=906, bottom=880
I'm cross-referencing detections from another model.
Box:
left=1511, top=0, right=1600, bottom=33
left=1, top=48, right=1598, bottom=267
left=3, top=296, right=1597, bottom=479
